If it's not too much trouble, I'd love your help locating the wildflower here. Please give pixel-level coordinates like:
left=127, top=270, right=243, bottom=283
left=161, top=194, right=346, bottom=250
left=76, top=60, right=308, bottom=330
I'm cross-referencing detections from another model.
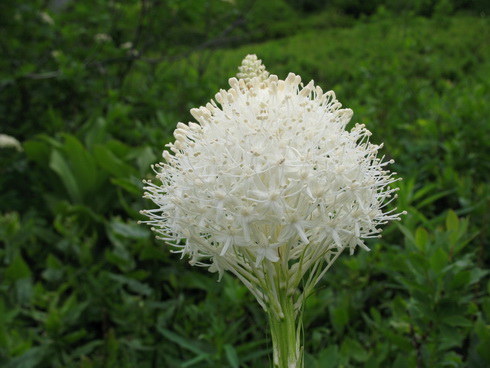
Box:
left=0, top=134, right=23, bottom=152
left=120, top=42, right=133, bottom=50
left=39, top=12, right=54, bottom=26
left=51, top=50, right=62, bottom=60
left=141, top=55, right=404, bottom=368
left=94, top=33, right=112, bottom=43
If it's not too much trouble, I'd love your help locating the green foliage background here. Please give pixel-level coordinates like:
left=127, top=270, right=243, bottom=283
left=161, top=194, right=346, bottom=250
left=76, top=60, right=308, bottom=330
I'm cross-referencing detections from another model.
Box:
left=1, top=0, right=489, bottom=367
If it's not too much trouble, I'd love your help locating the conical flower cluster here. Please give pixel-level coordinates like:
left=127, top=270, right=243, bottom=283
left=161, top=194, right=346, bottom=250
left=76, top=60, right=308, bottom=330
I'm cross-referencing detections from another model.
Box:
left=142, top=55, right=403, bottom=313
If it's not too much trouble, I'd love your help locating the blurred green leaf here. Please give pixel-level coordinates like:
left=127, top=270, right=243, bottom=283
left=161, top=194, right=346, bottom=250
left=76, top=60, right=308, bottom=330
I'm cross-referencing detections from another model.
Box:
left=157, top=328, right=209, bottom=356
left=340, top=338, right=369, bottom=363
left=316, top=345, right=339, bottom=367
left=93, top=144, right=135, bottom=178
left=430, top=247, right=448, bottom=275
left=135, top=146, right=157, bottom=174
left=224, top=344, right=240, bottom=368
left=109, top=219, right=149, bottom=239
left=72, top=340, right=104, bottom=358
left=3, top=347, right=48, bottom=368
left=330, top=304, right=349, bottom=334
left=442, top=315, right=472, bottom=327
left=108, top=273, right=152, bottom=296
left=415, top=227, right=428, bottom=251
left=60, top=134, right=98, bottom=200
left=4, top=253, right=31, bottom=281
left=445, top=210, right=459, bottom=232
left=474, top=318, right=490, bottom=364
left=111, top=177, right=143, bottom=196
left=49, top=149, right=82, bottom=203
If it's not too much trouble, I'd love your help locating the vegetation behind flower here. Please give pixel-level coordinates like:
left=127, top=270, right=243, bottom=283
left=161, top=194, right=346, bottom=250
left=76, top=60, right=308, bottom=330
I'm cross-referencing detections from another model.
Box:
left=1, top=1, right=489, bottom=367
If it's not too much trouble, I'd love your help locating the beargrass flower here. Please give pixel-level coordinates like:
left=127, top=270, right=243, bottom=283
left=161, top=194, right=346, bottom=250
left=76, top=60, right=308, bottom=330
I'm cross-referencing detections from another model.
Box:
left=141, top=55, right=404, bottom=368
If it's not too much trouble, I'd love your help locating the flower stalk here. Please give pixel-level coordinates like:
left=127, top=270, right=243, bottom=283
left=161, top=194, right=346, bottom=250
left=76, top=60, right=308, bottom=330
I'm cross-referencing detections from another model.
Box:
left=266, top=260, right=303, bottom=368
left=268, top=292, right=302, bottom=368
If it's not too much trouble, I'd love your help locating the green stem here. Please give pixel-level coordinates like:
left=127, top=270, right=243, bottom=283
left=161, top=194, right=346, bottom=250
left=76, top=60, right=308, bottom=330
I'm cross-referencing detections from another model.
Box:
left=266, top=267, right=304, bottom=368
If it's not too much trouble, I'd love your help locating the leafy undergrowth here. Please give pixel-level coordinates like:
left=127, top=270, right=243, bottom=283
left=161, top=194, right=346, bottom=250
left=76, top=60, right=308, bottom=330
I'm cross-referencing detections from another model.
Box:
left=1, top=8, right=489, bottom=368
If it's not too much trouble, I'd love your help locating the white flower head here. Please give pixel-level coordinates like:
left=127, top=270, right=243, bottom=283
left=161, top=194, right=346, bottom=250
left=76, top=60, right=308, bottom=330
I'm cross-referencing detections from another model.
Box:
left=141, top=54, right=404, bottom=309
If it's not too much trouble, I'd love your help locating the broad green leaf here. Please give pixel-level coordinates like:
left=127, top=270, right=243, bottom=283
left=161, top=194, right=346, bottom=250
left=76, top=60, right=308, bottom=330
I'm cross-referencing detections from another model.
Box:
left=181, top=354, right=212, bottom=368
left=474, top=318, right=490, bottom=363
left=392, top=354, right=410, bottom=368
left=469, top=268, right=489, bottom=285
left=340, top=338, right=369, bottom=363
left=441, top=351, right=463, bottom=367
left=15, top=278, right=33, bottom=305
left=42, top=254, right=64, bottom=282
left=157, top=328, right=208, bottom=355
left=46, top=254, right=62, bottom=269
left=4, top=253, right=31, bottom=281
left=104, top=249, right=134, bottom=271
left=105, top=139, right=132, bottom=158
left=109, top=219, right=150, bottom=239
left=415, top=227, right=428, bottom=251
left=330, top=305, right=349, bottom=334
left=139, top=244, right=168, bottom=262
left=317, top=345, right=340, bottom=367
left=38, top=134, right=64, bottom=150
left=115, top=183, right=144, bottom=218
left=107, top=273, right=152, bottom=296
left=23, top=140, right=51, bottom=167
left=449, top=270, right=471, bottom=290
left=481, top=296, right=490, bottom=332
left=121, top=337, right=153, bottom=351
left=384, top=330, right=411, bottom=352
left=370, top=307, right=382, bottom=324
left=111, top=177, right=142, bottom=195
left=83, top=117, right=108, bottom=148
left=224, top=344, right=240, bottom=368
left=41, top=268, right=63, bottom=282
left=416, top=189, right=452, bottom=209
left=62, top=329, right=87, bottom=344
left=17, top=63, right=36, bottom=76
left=430, top=247, right=448, bottom=275
left=72, top=340, right=104, bottom=358
left=439, top=325, right=465, bottom=350
left=50, top=149, right=82, bottom=203
left=413, top=182, right=437, bottom=201
left=396, top=223, right=416, bottom=249
left=406, top=252, right=429, bottom=278
left=235, top=339, right=270, bottom=362
left=61, top=134, right=97, bottom=199
left=93, top=144, right=135, bottom=178
left=60, top=294, right=88, bottom=325
left=0, top=302, right=10, bottom=347
left=441, top=315, right=472, bottom=327
left=445, top=210, right=459, bottom=232
left=3, top=346, right=48, bottom=368
left=136, top=146, right=157, bottom=173
left=391, top=296, right=409, bottom=318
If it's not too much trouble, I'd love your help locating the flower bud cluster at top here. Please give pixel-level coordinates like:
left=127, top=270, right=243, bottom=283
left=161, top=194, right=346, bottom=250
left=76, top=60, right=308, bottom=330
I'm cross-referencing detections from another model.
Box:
left=236, top=54, right=269, bottom=85
left=142, top=55, right=403, bottom=308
